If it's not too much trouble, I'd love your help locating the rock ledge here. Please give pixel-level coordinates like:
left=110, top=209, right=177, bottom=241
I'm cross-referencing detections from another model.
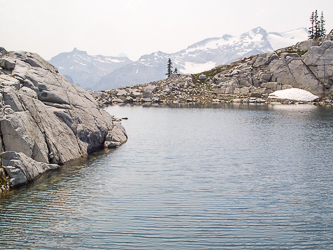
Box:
left=0, top=48, right=127, bottom=191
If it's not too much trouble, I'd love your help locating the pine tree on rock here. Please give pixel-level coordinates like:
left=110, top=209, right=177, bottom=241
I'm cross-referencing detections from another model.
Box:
left=314, top=10, right=320, bottom=39
left=309, top=12, right=315, bottom=39
left=320, top=11, right=326, bottom=37
left=309, top=10, right=326, bottom=39
left=166, top=58, right=173, bottom=78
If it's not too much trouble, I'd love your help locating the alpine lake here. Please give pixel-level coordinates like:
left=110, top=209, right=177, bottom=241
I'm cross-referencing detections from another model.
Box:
left=1, top=103, right=333, bottom=249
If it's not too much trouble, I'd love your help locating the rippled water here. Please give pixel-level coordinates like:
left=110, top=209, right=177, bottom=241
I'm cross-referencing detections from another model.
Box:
left=1, top=103, right=333, bottom=249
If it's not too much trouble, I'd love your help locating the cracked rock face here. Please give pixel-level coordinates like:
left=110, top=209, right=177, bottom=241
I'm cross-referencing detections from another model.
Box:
left=302, top=40, right=333, bottom=88
left=0, top=48, right=127, bottom=188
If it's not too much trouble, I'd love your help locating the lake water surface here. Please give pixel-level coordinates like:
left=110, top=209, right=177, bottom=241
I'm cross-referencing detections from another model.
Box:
left=1, top=103, right=333, bottom=249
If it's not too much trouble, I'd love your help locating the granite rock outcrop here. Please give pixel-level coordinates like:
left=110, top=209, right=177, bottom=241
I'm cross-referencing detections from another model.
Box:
left=0, top=48, right=127, bottom=190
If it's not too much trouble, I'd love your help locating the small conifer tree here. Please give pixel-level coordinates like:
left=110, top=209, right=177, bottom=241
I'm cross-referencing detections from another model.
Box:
left=174, top=68, right=178, bottom=74
left=320, top=11, right=326, bottom=37
left=314, top=10, right=320, bottom=39
left=309, top=12, right=315, bottom=39
left=166, top=58, right=173, bottom=78
left=309, top=10, right=326, bottom=39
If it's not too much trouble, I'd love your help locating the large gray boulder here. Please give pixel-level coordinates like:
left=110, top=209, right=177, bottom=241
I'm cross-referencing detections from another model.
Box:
left=302, top=40, right=333, bottom=88
left=296, top=39, right=319, bottom=52
left=269, top=54, right=325, bottom=97
left=104, top=121, right=128, bottom=148
left=0, top=57, right=16, bottom=70
left=1, top=151, right=59, bottom=187
left=0, top=47, right=7, bottom=57
left=252, top=51, right=279, bottom=68
left=0, top=49, right=127, bottom=188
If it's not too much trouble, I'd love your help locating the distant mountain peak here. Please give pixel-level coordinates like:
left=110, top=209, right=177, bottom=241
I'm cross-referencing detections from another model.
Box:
left=251, top=26, right=265, bottom=32
left=93, top=27, right=309, bottom=90
left=49, top=50, right=132, bottom=89
left=71, top=48, right=87, bottom=55
left=116, top=52, right=128, bottom=58
left=221, top=34, right=232, bottom=40
left=50, top=27, right=310, bottom=91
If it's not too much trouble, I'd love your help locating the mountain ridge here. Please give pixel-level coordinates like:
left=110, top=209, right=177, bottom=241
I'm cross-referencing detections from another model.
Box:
left=49, top=27, right=309, bottom=90
left=49, top=48, right=133, bottom=89
left=94, top=27, right=308, bottom=90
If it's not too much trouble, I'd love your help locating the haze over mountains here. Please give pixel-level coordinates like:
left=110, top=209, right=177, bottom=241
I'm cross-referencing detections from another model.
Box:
left=49, top=27, right=309, bottom=90
left=49, top=48, right=133, bottom=89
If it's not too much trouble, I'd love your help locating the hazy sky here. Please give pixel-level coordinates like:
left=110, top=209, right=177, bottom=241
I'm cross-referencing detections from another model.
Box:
left=1, top=0, right=332, bottom=61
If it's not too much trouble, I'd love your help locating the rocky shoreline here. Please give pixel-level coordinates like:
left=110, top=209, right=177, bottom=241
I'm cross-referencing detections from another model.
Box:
left=1, top=34, right=333, bottom=193
left=0, top=48, right=127, bottom=193
left=91, top=73, right=332, bottom=107
left=92, top=34, right=333, bottom=107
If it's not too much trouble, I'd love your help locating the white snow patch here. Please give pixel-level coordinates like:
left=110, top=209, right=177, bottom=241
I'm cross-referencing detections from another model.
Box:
left=106, top=58, right=125, bottom=63
left=184, top=29, right=266, bottom=55
left=74, top=60, right=86, bottom=66
left=268, top=28, right=309, bottom=50
left=185, top=37, right=234, bottom=54
left=93, top=57, right=106, bottom=63
left=92, top=57, right=125, bottom=63
left=136, top=69, right=139, bottom=74
left=140, top=61, right=153, bottom=67
left=269, top=88, right=319, bottom=102
left=181, top=61, right=216, bottom=74
left=245, top=30, right=264, bottom=42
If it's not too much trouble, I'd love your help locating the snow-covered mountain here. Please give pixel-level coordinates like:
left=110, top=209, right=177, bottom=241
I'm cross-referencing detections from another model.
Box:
left=49, top=48, right=132, bottom=89
left=94, top=27, right=308, bottom=90
left=50, top=27, right=309, bottom=90
left=267, top=28, right=311, bottom=51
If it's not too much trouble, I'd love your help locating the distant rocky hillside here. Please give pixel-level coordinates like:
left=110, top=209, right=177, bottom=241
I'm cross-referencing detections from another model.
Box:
left=94, top=27, right=309, bottom=90
left=49, top=48, right=132, bottom=89
left=93, top=33, right=333, bottom=106
left=0, top=47, right=127, bottom=192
